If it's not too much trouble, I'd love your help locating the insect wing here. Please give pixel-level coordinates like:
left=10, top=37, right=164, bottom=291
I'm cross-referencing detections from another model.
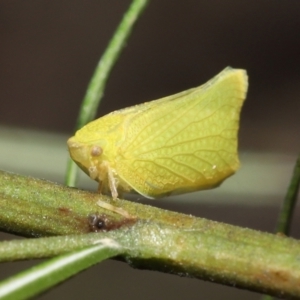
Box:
left=115, top=67, right=248, bottom=198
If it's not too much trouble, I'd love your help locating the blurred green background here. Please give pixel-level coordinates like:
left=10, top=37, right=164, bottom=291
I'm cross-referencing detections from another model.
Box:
left=0, top=1, right=299, bottom=299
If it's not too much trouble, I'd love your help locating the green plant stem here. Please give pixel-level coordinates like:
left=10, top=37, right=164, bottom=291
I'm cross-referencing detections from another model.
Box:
left=0, top=170, right=300, bottom=298
left=261, top=154, right=300, bottom=300
left=0, top=222, right=300, bottom=300
left=0, top=242, right=121, bottom=300
left=65, top=0, right=149, bottom=187
left=276, top=153, right=300, bottom=234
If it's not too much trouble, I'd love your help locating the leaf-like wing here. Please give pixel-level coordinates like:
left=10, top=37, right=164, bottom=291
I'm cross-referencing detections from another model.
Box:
left=116, top=67, right=248, bottom=198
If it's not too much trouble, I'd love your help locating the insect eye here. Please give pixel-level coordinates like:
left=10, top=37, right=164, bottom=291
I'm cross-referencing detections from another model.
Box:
left=91, top=146, right=103, bottom=157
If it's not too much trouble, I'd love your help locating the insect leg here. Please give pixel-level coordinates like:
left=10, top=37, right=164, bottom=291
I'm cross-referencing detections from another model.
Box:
left=107, top=164, right=119, bottom=200
left=97, top=181, right=103, bottom=193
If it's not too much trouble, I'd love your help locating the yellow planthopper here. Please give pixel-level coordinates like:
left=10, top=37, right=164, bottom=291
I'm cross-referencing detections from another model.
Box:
left=67, top=67, right=248, bottom=200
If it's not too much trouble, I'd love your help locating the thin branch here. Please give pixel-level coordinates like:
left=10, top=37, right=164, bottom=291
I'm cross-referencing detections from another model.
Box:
left=0, top=241, right=121, bottom=300
left=261, top=154, right=300, bottom=300
left=0, top=170, right=300, bottom=299
left=276, top=153, right=300, bottom=234
left=65, top=0, right=149, bottom=187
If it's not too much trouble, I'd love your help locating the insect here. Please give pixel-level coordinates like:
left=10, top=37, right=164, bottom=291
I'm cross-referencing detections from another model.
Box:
left=67, top=67, right=248, bottom=200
